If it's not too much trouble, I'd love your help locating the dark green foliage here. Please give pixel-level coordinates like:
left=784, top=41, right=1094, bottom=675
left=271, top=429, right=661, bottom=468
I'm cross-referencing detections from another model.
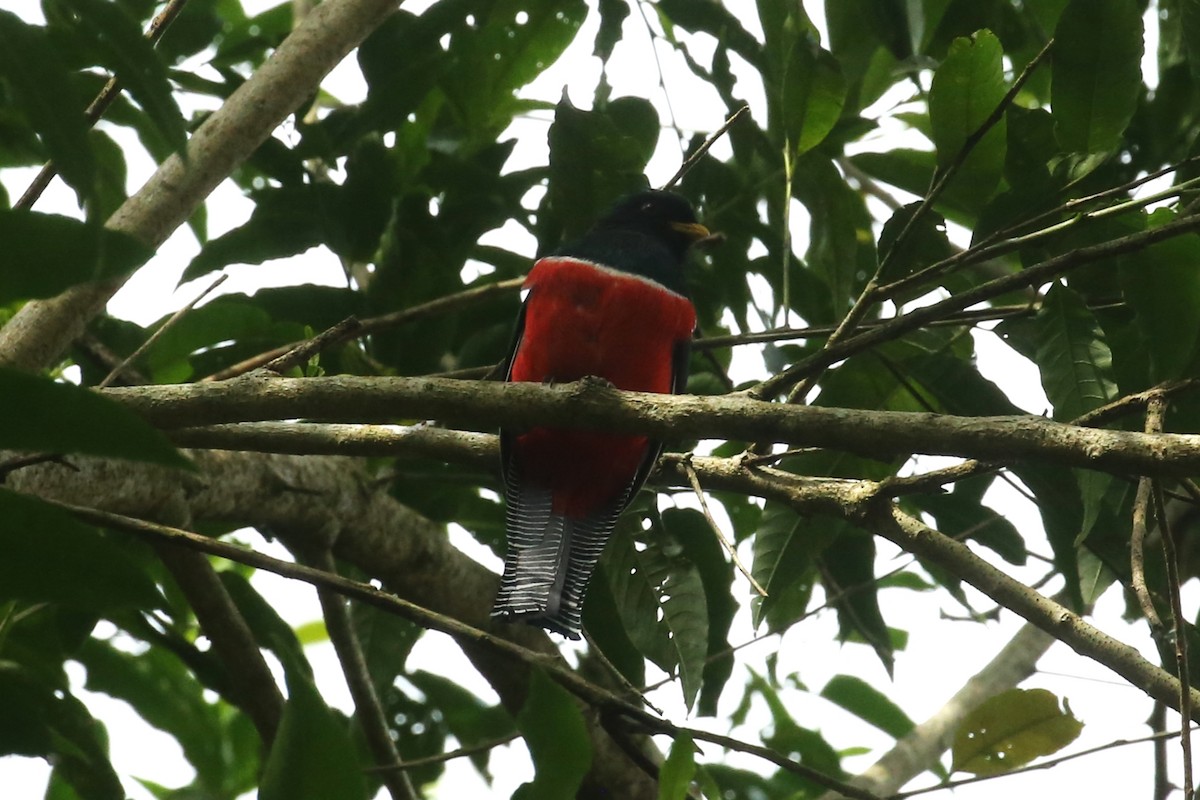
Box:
left=0, top=211, right=151, bottom=303
left=1, top=0, right=1195, bottom=796
left=260, top=672, right=367, bottom=800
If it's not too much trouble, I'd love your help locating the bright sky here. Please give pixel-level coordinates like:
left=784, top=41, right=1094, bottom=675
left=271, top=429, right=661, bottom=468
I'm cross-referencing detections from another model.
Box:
left=0, top=1, right=1186, bottom=799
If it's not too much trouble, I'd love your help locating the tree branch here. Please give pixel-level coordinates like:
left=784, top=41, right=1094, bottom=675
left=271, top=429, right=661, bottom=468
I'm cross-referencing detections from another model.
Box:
left=816, top=623, right=1054, bottom=799
left=6, top=450, right=658, bottom=800
left=754, top=207, right=1200, bottom=399
left=104, top=375, right=1200, bottom=478
left=0, top=0, right=400, bottom=371
left=40, top=487, right=880, bottom=800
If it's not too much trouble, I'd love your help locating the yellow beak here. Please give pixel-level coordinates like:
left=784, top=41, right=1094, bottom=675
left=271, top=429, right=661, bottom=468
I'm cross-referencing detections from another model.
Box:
left=669, top=221, right=712, bottom=241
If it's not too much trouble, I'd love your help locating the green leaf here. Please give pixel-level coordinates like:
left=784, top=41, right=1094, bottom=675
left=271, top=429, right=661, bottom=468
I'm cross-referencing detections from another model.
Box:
left=334, top=138, right=396, bottom=262
left=0, top=368, right=188, bottom=468
left=0, top=489, right=163, bottom=612
left=666, top=507, right=735, bottom=717
left=1031, top=283, right=1117, bottom=420
left=929, top=29, right=1007, bottom=211
left=407, top=671, right=514, bottom=779
left=820, top=529, right=895, bottom=675
left=749, top=670, right=845, bottom=788
left=952, top=688, right=1083, bottom=775
left=603, top=514, right=709, bottom=710
left=1182, top=0, right=1200, bottom=80
left=659, top=732, right=697, bottom=800
left=541, top=96, right=660, bottom=245
left=0, top=10, right=95, bottom=206
left=656, top=0, right=763, bottom=67
left=513, top=668, right=592, bottom=800
left=914, top=477, right=1027, bottom=566
left=750, top=502, right=824, bottom=629
left=849, top=149, right=939, bottom=205
left=79, top=638, right=256, bottom=794
left=0, top=210, right=152, bottom=304
left=260, top=672, right=367, bottom=800
left=762, top=7, right=846, bottom=155
left=355, top=602, right=422, bottom=695
left=0, top=665, right=125, bottom=799
left=594, top=0, right=629, bottom=66
left=1051, top=0, right=1144, bottom=153
left=583, top=566, right=646, bottom=689
left=793, top=155, right=876, bottom=318
left=820, top=674, right=915, bottom=739
left=53, top=0, right=187, bottom=156
left=139, top=297, right=303, bottom=383
left=0, top=662, right=55, bottom=756
left=1118, top=210, right=1200, bottom=381
left=182, top=184, right=335, bottom=282
left=218, top=571, right=312, bottom=680
left=441, top=0, right=585, bottom=137
left=877, top=202, right=954, bottom=285
left=1010, top=461, right=1085, bottom=609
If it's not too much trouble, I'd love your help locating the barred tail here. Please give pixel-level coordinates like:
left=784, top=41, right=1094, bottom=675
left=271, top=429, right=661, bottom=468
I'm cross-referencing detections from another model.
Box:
left=491, top=484, right=617, bottom=640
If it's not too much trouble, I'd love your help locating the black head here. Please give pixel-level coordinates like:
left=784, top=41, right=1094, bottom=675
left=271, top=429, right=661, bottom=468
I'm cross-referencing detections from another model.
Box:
left=554, top=190, right=708, bottom=295
left=592, top=190, right=710, bottom=262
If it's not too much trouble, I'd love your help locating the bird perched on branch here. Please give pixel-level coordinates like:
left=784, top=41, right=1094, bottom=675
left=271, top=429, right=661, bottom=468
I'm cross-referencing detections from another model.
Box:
left=492, top=189, right=709, bottom=639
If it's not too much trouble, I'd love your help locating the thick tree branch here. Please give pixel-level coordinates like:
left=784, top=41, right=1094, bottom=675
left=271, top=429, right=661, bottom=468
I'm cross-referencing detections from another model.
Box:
left=154, top=544, right=284, bottom=745
left=105, top=375, right=1200, bottom=477
left=0, top=0, right=400, bottom=371
left=865, top=504, right=1200, bottom=721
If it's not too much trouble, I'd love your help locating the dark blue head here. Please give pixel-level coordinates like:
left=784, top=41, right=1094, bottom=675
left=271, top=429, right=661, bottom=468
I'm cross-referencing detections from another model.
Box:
left=560, top=190, right=709, bottom=295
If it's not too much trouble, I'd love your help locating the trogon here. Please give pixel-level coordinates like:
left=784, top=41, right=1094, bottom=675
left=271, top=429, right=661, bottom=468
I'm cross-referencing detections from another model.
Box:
left=491, top=189, right=710, bottom=639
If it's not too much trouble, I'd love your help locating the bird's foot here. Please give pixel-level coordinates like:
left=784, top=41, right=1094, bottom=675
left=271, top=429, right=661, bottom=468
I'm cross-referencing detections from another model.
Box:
left=579, top=374, right=616, bottom=391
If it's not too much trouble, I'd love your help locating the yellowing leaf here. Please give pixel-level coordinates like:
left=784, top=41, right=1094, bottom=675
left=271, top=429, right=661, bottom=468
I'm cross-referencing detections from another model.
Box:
left=952, top=688, right=1083, bottom=776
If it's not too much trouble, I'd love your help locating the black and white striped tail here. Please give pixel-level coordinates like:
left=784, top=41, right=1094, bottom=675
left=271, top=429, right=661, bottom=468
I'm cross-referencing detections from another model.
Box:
left=491, top=481, right=622, bottom=640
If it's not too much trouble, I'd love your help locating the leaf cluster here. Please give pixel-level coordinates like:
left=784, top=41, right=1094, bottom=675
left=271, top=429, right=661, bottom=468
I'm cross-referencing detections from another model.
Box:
left=3, top=0, right=1199, bottom=798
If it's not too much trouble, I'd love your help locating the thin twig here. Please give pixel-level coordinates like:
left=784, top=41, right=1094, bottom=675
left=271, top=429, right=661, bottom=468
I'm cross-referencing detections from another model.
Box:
left=681, top=457, right=766, bottom=596
left=203, top=277, right=525, bottom=381
left=773, top=37, right=1055, bottom=407
left=582, top=630, right=664, bottom=715
left=1130, top=471, right=1161, bottom=627
left=306, top=548, right=420, bottom=800
left=838, top=156, right=904, bottom=212
left=878, top=155, right=1200, bottom=300
left=1132, top=395, right=1167, bottom=628
left=16, top=0, right=192, bottom=210
left=894, top=726, right=1198, bottom=798
left=1149, top=402, right=1192, bottom=800
left=750, top=206, right=1200, bottom=400
left=99, top=274, right=228, bottom=389
left=263, top=315, right=362, bottom=375
left=662, top=105, right=750, bottom=190
left=366, top=733, right=521, bottom=773
left=1075, top=379, right=1200, bottom=428
left=638, top=556, right=913, bottom=695
left=632, top=0, right=686, bottom=160
left=77, top=333, right=150, bottom=385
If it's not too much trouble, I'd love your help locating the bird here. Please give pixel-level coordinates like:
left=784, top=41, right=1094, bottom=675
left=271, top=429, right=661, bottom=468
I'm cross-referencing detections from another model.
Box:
left=491, top=189, right=709, bottom=639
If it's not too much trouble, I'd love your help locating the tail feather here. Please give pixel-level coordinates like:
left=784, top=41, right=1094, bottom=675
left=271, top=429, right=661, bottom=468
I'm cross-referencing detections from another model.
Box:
left=491, top=480, right=622, bottom=639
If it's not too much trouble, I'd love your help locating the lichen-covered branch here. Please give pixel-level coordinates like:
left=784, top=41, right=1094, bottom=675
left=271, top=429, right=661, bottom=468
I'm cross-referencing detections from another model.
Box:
left=107, top=375, right=1200, bottom=477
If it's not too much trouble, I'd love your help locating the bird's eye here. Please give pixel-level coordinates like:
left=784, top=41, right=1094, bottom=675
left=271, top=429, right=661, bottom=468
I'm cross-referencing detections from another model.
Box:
left=641, top=202, right=653, bottom=212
